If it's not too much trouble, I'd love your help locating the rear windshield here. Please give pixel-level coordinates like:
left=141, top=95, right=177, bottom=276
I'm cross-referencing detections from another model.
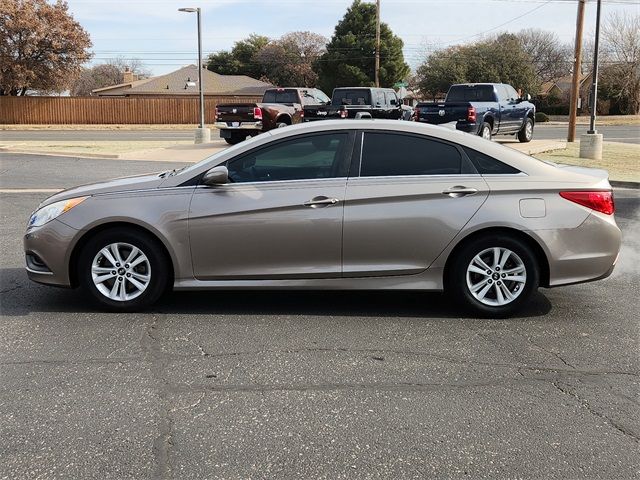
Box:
left=447, top=85, right=496, bottom=102
left=332, top=89, right=371, bottom=106
left=263, top=90, right=299, bottom=104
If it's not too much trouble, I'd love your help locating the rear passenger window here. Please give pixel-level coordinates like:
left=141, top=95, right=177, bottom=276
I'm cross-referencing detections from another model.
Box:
left=463, top=147, right=521, bottom=174
left=360, top=132, right=461, bottom=177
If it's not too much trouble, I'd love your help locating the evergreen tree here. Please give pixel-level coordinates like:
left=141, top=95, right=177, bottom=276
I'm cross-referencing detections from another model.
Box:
left=316, top=0, right=409, bottom=93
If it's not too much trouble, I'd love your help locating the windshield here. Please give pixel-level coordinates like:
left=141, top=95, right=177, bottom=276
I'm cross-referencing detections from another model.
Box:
left=446, top=85, right=496, bottom=102
left=262, top=90, right=299, bottom=104
left=332, top=89, right=371, bottom=106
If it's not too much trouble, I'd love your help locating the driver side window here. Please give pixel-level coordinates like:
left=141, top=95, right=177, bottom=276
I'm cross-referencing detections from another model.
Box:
left=227, top=132, right=349, bottom=183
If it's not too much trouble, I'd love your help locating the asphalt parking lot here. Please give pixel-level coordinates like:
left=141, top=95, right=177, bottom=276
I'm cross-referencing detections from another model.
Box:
left=1, top=153, right=639, bottom=479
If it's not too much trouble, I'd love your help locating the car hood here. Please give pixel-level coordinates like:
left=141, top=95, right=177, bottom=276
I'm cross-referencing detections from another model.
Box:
left=39, top=172, right=166, bottom=208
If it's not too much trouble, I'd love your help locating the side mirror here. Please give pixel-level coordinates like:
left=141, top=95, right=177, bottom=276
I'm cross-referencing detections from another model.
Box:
left=202, top=165, right=229, bottom=186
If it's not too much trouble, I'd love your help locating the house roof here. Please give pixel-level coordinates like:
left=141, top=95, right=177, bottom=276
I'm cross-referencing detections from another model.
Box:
left=93, top=65, right=273, bottom=96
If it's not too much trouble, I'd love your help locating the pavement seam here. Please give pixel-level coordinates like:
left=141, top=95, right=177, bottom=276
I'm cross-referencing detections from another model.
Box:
left=140, top=314, right=174, bottom=480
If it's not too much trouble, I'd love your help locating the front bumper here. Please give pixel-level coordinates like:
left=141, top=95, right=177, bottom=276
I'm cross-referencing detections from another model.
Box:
left=24, top=219, right=80, bottom=287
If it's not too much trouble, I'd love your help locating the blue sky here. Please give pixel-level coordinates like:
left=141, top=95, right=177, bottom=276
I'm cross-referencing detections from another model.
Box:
left=67, top=0, right=639, bottom=76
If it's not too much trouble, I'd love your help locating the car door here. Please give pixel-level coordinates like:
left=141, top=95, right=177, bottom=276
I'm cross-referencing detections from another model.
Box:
left=386, top=91, right=402, bottom=119
left=342, top=130, right=489, bottom=277
left=188, top=131, right=354, bottom=280
left=506, top=84, right=527, bottom=130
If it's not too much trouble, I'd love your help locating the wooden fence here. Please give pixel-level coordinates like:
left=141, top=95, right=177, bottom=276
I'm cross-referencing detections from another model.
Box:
left=0, top=95, right=263, bottom=124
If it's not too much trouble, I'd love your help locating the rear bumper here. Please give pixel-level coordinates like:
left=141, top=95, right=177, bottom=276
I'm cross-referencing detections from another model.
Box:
left=532, top=212, right=621, bottom=287
left=214, top=121, right=263, bottom=132
left=417, top=118, right=480, bottom=135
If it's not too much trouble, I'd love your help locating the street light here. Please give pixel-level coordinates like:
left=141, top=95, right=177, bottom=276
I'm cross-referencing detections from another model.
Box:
left=179, top=7, right=210, bottom=144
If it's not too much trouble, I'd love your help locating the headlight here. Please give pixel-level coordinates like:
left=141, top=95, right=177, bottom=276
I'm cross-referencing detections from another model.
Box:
left=27, top=197, right=88, bottom=228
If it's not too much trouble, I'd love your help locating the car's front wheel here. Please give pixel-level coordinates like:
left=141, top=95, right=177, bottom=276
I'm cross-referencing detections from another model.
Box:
left=447, top=234, right=539, bottom=317
left=78, top=228, right=170, bottom=311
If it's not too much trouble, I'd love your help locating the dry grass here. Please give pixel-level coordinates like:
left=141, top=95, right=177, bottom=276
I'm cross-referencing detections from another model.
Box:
left=535, top=141, right=640, bottom=182
left=546, top=115, right=640, bottom=126
left=0, top=140, right=191, bottom=155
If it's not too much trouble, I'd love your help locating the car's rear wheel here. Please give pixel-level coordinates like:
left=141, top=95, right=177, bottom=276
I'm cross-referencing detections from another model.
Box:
left=480, top=122, right=492, bottom=140
left=518, top=118, right=534, bottom=143
left=78, top=228, right=170, bottom=311
left=447, top=234, right=539, bottom=317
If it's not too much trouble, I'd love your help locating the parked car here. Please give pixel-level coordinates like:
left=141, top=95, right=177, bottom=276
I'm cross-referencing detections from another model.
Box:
left=303, top=87, right=407, bottom=121
left=24, top=120, right=620, bottom=316
left=214, top=87, right=330, bottom=144
left=414, top=83, right=536, bottom=142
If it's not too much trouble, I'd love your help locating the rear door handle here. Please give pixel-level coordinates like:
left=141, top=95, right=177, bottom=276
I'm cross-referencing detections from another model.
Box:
left=442, top=186, right=478, bottom=197
left=304, top=196, right=340, bottom=208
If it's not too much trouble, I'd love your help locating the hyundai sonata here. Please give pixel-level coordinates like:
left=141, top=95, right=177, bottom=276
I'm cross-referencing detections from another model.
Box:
left=24, top=120, right=621, bottom=316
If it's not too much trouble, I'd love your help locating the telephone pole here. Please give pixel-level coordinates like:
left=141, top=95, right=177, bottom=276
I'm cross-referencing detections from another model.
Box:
left=375, top=0, right=380, bottom=87
left=568, top=0, right=586, bottom=142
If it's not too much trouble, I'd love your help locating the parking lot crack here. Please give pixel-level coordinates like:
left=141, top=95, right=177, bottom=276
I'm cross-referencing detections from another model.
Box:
left=552, top=381, right=639, bottom=443
left=511, top=332, right=576, bottom=369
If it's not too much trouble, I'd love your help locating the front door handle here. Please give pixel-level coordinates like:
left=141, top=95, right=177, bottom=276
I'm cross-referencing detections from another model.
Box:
left=442, top=186, right=478, bottom=197
left=304, top=196, right=340, bottom=208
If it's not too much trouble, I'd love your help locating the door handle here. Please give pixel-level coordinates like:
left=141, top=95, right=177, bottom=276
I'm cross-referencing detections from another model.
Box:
left=304, top=196, right=340, bottom=208
left=442, top=186, right=478, bottom=197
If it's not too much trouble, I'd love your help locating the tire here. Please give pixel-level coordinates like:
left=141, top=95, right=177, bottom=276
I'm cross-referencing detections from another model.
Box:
left=78, top=228, right=170, bottom=311
left=224, top=132, right=246, bottom=145
left=276, top=121, right=289, bottom=128
left=518, top=117, right=534, bottom=143
left=479, top=122, right=492, bottom=141
left=446, top=234, right=539, bottom=317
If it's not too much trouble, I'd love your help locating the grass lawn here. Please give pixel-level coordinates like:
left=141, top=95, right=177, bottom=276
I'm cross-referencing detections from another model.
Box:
left=535, top=141, right=639, bottom=183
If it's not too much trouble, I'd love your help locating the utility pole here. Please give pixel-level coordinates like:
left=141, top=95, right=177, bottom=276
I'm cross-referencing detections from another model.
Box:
left=568, top=0, right=586, bottom=142
left=375, top=0, right=380, bottom=87
left=580, top=0, right=604, bottom=160
left=588, top=0, right=602, bottom=134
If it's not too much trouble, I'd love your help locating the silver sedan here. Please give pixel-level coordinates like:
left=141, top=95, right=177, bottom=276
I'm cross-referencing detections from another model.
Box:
left=24, top=120, right=621, bottom=316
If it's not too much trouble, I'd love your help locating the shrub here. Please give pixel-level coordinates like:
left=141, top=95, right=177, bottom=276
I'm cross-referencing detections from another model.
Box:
left=535, top=112, right=550, bottom=123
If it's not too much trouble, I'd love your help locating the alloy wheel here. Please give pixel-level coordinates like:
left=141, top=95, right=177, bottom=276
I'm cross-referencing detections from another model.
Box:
left=466, top=247, right=527, bottom=306
left=91, top=242, right=151, bottom=301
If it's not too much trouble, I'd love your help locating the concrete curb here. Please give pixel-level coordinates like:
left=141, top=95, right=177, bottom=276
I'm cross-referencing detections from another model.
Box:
left=0, top=147, right=121, bottom=159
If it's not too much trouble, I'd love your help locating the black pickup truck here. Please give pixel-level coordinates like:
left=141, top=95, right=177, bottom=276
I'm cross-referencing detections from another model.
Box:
left=414, top=83, right=536, bottom=142
left=303, top=87, right=413, bottom=121
left=214, top=87, right=331, bottom=144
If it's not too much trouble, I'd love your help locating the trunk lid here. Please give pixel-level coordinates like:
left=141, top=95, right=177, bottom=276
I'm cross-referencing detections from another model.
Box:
left=216, top=104, right=257, bottom=124
left=416, top=102, right=470, bottom=124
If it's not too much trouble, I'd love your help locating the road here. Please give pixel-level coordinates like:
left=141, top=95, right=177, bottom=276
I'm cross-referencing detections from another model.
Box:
left=1, top=153, right=639, bottom=479
left=1, top=123, right=638, bottom=143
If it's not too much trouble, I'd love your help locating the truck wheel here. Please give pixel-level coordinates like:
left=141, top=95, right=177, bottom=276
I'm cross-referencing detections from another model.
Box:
left=276, top=122, right=289, bottom=129
left=518, top=118, right=534, bottom=143
left=224, top=132, right=246, bottom=145
left=479, top=122, right=492, bottom=140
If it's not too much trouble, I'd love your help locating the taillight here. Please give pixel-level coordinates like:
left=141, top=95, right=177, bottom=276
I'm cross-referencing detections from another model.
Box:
left=413, top=107, right=420, bottom=121
left=339, top=109, right=348, bottom=119
left=560, top=191, right=615, bottom=215
left=214, top=107, right=219, bottom=120
left=467, top=106, right=476, bottom=123
left=253, top=107, right=263, bottom=120
left=300, top=110, right=304, bottom=119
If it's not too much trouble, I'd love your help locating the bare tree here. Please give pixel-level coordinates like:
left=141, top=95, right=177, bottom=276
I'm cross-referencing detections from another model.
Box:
left=0, top=0, right=92, bottom=95
left=516, top=29, right=572, bottom=84
left=70, top=57, right=151, bottom=96
left=599, top=12, right=640, bottom=114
